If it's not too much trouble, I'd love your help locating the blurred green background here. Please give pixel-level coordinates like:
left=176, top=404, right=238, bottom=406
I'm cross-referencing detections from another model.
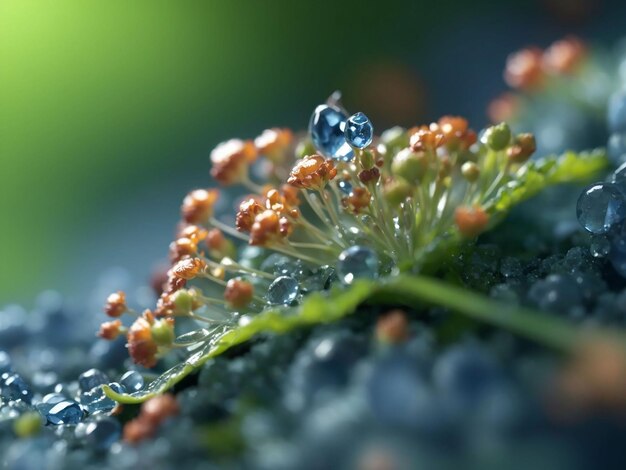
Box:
left=1, top=0, right=624, bottom=304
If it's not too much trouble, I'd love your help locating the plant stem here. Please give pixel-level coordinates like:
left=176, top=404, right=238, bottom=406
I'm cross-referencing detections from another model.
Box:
left=376, top=275, right=583, bottom=352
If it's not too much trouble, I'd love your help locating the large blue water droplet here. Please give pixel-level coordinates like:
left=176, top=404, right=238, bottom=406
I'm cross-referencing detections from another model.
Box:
left=78, top=369, right=109, bottom=393
left=576, top=183, right=626, bottom=234
left=337, top=246, right=379, bottom=284
left=608, top=133, right=626, bottom=166
left=1, top=374, right=32, bottom=403
left=77, top=418, right=121, bottom=451
left=608, top=91, right=626, bottom=134
left=44, top=400, right=83, bottom=425
left=344, top=112, right=374, bottom=149
left=267, top=276, right=300, bottom=305
left=309, top=104, right=354, bottom=161
left=120, top=371, right=144, bottom=393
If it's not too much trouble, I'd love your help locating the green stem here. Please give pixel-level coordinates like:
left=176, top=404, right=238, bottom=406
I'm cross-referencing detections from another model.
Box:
left=376, top=275, right=581, bottom=352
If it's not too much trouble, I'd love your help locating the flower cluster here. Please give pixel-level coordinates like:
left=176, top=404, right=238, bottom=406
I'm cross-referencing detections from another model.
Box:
left=489, top=36, right=587, bottom=123
left=99, top=95, right=538, bottom=368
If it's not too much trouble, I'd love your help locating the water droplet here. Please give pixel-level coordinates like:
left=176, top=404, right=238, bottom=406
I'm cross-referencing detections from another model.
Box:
left=344, top=112, right=373, bottom=149
left=120, top=371, right=144, bottom=392
left=1, top=374, right=32, bottom=403
left=267, top=276, right=300, bottom=305
left=44, top=400, right=83, bottom=425
left=309, top=104, right=354, bottom=161
left=78, top=369, right=109, bottom=393
left=0, top=350, right=11, bottom=374
left=337, top=179, right=353, bottom=195
left=576, top=183, right=626, bottom=234
left=608, top=91, right=626, bottom=134
left=337, top=246, right=379, bottom=284
left=590, top=236, right=611, bottom=258
left=76, top=418, right=121, bottom=451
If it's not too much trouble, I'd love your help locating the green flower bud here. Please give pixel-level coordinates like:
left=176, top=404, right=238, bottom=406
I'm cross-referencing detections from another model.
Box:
left=391, top=148, right=428, bottom=183
left=295, top=139, right=315, bottom=159
left=171, top=289, right=193, bottom=315
left=383, top=179, right=413, bottom=206
left=381, top=126, right=409, bottom=150
left=483, top=122, right=511, bottom=151
left=461, top=161, right=480, bottom=182
left=13, top=412, right=42, bottom=438
left=151, top=319, right=175, bottom=347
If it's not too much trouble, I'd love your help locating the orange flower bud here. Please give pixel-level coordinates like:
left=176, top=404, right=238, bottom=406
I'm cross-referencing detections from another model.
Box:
left=287, top=154, right=337, bottom=190
left=210, top=139, right=257, bottom=185
left=505, top=47, right=544, bottom=90
left=181, top=189, right=219, bottom=224
left=141, top=394, right=180, bottom=427
left=254, top=128, right=293, bottom=161
left=342, top=187, right=371, bottom=214
left=171, top=257, right=206, bottom=280
left=409, top=126, right=444, bottom=152
left=177, top=224, right=208, bottom=243
left=507, top=133, right=536, bottom=163
left=127, top=312, right=159, bottom=368
left=235, top=197, right=264, bottom=232
left=123, top=417, right=154, bottom=444
left=224, top=278, right=254, bottom=309
left=104, top=291, right=127, bottom=318
left=376, top=310, right=409, bottom=344
left=249, top=210, right=282, bottom=246
left=98, top=320, right=123, bottom=340
left=169, top=237, right=198, bottom=263
left=454, top=206, right=490, bottom=238
left=542, top=37, right=586, bottom=75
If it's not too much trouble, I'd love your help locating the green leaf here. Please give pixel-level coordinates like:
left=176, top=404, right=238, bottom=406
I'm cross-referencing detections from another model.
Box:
left=104, top=273, right=612, bottom=404
left=490, top=149, right=607, bottom=214
left=103, top=149, right=610, bottom=404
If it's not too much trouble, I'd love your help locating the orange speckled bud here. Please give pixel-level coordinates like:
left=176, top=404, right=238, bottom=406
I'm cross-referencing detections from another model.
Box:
left=287, top=154, right=337, bottom=190
left=235, top=197, right=264, bottom=232
left=104, top=291, right=127, bottom=318
left=127, top=312, right=158, bottom=368
left=342, top=187, right=371, bottom=214
left=171, top=257, right=206, bottom=280
left=254, top=128, right=293, bottom=162
left=141, top=394, right=180, bottom=427
left=181, top=189, right=219, bottom=224
left=505, top=47, right=544, bottom=90
left=98, top=320, right=123, bottom=340
left=224, top=278, right=254, bottom=309
left=169, top=237, right=198, bottom=263
left=210, top=139, right=257, bottom=185
left=250, top=210, right=282, bottom=246
left=454, top=206, right=490, bottom=238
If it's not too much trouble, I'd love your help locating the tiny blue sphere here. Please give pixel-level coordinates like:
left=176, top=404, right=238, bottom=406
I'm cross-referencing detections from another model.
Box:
left=79, top=418, right=122, bottom=451
left=309, top=104, right=354, bottom=161
left=0, top=350, right=11, bottom=374
left=45, top=400, right=83, bottom=425
left=337, top=180, right=353, bottom=195
left=608, top=133, right=626, bottom=166
left=267, top=276, right=300, bottom=305
left=1, top=374, right=32, bottom=403
left=337, top=246, right=379, bottom=284
left=344, top=112, right=374, bottom=149
left=576, top=183, right=626, bottom=234
left=78, top=369, right=109, bottom=393
left=608, top=91, right=626, bottom=134
left=120, top=371, right=144, bottom=392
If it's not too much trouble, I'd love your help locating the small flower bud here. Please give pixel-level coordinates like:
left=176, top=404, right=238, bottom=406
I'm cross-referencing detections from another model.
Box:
left=455, top=206, right=490, bottom=238
left=98, top=320, right=123, bottom=340
left=505, top=47, right=544, bottom=90
left=151, top=318, right=175, bottom=347
left=358, top=167, right=380, bottom=185
left=171, top=257, right=206, bottom=280
left=482, top=122, right=511, bottom=151
left=287, top=155, right=337, bottom=190
left=169, top=289, right=198, bottom=315
left=391, top=148, right=428, bottom=183
left=383, top=179, right=412, bottom=206
left=224, top=278, right=254, bottom=309
left=141, top=394, right=180, bottom=427
left=380, top=126, right=409, bottom=151
left=104, top=291, right=127, bottom=317
left=507, top=133, right=536, bottom=163
left=461, top=161, right=480, bottom=182
left=206, top=228, right=236, bottom=259
left=210, top=139, right=257, bottom=185
left=376, top=310, right=409, bottom=344
left=181, top=189, right=219, bottom=224
left=342, top=187, right=371, bottom=214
